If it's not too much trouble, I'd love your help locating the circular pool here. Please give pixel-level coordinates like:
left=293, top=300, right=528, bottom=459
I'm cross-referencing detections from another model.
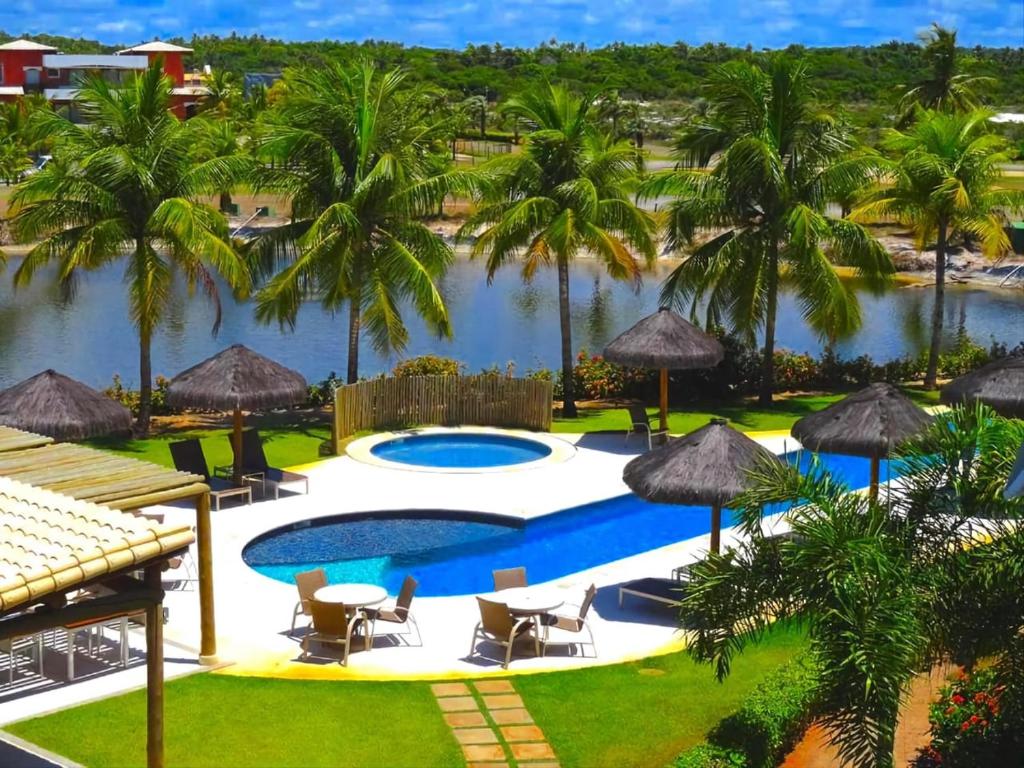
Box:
left=346, top=428, right=574, bottom=472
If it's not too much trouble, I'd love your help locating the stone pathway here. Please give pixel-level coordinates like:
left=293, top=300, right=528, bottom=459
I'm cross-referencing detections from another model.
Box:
left=431, top=680, right=559, bottom=768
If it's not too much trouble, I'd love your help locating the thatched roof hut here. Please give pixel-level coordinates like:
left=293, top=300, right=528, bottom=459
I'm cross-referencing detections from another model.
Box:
left=167, top=344, right=307, bottom=412
left=604, top=308, right=725, bottom=432
left=941, top=354, right=1024, bottom=418
left=623, top=418, right=782, bottom=552
left=0, top=369, right=131, bottom=441
left=792, top=383, right=933, bottom=458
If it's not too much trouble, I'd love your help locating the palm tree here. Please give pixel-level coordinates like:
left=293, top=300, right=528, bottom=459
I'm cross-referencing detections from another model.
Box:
left=680, top=404, right=1024, bottom=768
left=853, top=110, right=1019, bottom=389
left=252, top=61, right=454, bottom=384
left=202, top=68, right=242, bottom=119
left=898, top=24, right=992, bottom=125
left=462, top=82, right=657, bottom=418
left=596, top=89, right=629, bottom=139
left=8, top=64, right=250, bottom=435
left=646, top=57, right=893, bottom=405
left=190, top=117, right=248, bottom=213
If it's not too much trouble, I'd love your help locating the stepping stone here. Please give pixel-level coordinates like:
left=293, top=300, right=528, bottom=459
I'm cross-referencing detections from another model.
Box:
left=431, top=682, right=471, bottom=697
left=461, top=744, right=506, bottom=762
left=500, top=725, right=545, bottom=742
left=510, top=742, right=557, bottom=761
left=521, top=763, right=559, bottom=768
left=444, top=711, right=488, bottom=728
left=467, top=763, right=508, bottom=768
left=482, top=693, right=524, bottom=710
left=489, top=708, right=534, bottom=725
left=474, top=679, right=515, bottom=694
left=437, top=696, right=479, bottom=712
left=454, top=728, right=499, bottom=745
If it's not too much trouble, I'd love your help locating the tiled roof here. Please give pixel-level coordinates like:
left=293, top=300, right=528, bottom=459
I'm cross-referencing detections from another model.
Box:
left=0, top=39, right=57, bottom=51
left=0, top=477, right=194, bottom=613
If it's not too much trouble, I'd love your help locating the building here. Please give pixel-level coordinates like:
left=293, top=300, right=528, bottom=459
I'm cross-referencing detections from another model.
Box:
left=0, top=38, right=209, bottom=118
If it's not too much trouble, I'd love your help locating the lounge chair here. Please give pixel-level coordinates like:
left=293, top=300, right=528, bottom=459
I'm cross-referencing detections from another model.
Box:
left=236, top=429, right=309, bottom=499
left=671, top=562, right=695, bottom=584
left=290, top=568, right=327, bottom=635
left=492, top=567, right=527, bottom=591
left=169, top=439, right=252, bottom=511
left=625, top=404, right=668, bottom=450
left=301, top=599, right=368, bottom=666
left=364, top=575, right=420, bottom=646
left=618, top=577, right=684, bottom=608
left=540, top=584, right=597, bottom=658
left=469, top=597, right=539, bottom=669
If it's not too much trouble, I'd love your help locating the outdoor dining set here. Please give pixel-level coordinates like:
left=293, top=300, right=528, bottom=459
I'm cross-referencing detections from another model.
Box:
left=290, top=566, right=597, bottom=668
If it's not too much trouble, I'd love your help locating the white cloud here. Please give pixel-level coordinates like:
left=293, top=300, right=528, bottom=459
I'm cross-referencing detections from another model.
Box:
left=96, top=19, right=142, bottom=33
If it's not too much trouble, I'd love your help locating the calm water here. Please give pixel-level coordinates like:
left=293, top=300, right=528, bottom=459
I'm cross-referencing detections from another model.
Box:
left=370, top=433, right=552, bottom=468
left=0, top=254, right=1021, bottom=389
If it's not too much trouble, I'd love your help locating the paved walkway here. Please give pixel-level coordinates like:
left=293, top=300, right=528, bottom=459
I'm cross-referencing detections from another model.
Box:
left=432, top=680, right=558, bottom=767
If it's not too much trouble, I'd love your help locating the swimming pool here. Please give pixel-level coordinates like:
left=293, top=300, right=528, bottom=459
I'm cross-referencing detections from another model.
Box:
left=244, top=450, right=894, bottom=596
left=369, top=432, right=553, bottom=469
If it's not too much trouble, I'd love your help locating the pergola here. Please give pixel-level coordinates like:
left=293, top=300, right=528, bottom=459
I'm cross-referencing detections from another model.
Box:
left=0, top=476, right=195, bottom=768
left=0, top=426, right=217, bottom=664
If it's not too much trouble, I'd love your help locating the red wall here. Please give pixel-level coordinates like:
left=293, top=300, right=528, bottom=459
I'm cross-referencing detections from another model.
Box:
left=0, top=50, right=46, bottom=86
left=151, top=53, right=185, bottom=85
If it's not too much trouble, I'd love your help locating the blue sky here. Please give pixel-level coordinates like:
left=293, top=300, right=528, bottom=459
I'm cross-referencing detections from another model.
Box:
left=2, top=0, right=1022, bottom=49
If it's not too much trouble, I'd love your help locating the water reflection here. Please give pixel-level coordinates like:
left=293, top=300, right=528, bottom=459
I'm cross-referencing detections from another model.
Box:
left=0, top=254, right=1020, bottom=389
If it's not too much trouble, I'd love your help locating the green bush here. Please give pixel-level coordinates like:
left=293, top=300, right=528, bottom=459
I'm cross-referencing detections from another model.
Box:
left=391, top=355, right=464, bottom=377
left=103, top=374, right=171, bottom=416
left=307, top=372, right=342, bottom=406
left=671, top=657, right=821, bottom=768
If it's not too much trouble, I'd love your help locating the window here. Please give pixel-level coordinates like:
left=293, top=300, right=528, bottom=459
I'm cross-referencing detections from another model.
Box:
left=0, top=63, right=5, bottom=84
left=46, top=68, right=60, bottom=79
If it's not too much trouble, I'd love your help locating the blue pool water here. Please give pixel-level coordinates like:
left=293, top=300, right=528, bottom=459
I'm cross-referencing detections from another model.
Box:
left=370, top=432, right=552, bottom=468
left=244, top=451, right=894, bottom=597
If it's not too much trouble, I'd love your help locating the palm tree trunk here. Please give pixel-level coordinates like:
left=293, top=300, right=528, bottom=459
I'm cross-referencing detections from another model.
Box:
left=136, top=329, right=153, bottom=437
left=347, top=296, right=361, bottom=385
left=924, top=220, right=947, bottom=389
left=219, top=191, right=233, bottom=213
left=557, top=255, right=577, bottom=418
left=759, top=244, right=780, bottom=406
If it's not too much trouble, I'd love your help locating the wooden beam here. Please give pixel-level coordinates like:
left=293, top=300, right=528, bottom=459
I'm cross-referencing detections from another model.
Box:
left=709, top=503, right=722, bottom=554
left=103, top=483, right=211, bottom=511
left=659, top=368, right=669, bottom=434
left=232, top=406, right=244, bottom=486
left=145, top=564, right=164, bottom=768
left=0, top=588, right=161, bottom=639
left=195, top=491, right=217, bottom=664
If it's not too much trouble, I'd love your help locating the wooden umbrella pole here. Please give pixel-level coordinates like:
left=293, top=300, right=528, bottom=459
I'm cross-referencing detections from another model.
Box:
left=659, top=368, right=669, bottom=434
left=232, top=406, right=243, bottom=486
left=869, top=454, right=880, bottom=501
left=709, top=503, right=722, bottom=554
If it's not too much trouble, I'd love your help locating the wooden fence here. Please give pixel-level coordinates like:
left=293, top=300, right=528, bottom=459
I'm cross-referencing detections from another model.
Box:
left=333, top=375, right=553, bottom=447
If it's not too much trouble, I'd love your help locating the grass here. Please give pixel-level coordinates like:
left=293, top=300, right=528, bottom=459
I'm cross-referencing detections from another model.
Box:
left=515, top=621, right=806, bottom=768
left=552, top=389, right=940, bottom=436
left=7, top=625, right=805, bottom=768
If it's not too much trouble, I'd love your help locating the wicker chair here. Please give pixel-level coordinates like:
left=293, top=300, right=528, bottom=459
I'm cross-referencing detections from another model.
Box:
left=290, top=568, right=327, bottom=635
left=492, top=567, right=527, bottom=591
left=364, top=575, right=421, bottom=646
left=301, top=600, right=368, bottom=666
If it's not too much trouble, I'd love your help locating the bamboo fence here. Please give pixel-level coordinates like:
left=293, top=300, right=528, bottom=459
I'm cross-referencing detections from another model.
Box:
left=333, top=375, right=553, bottom=447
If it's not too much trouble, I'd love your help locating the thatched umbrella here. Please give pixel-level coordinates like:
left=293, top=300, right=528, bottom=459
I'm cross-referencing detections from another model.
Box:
left=623, top=417, right=782, bottom=553
left=941, top=354, right=1024, bottom=419
left=792, top=382, right=933, bottom=499
left=167, top=345, right=307, bottom=484
left=0, top=369, right=131, bottom=441
left=604, top=307, right=724, bottom=434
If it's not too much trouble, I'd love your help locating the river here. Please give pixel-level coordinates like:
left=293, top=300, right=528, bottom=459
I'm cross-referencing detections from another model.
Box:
left=0, top=255, right=1021, bottom=389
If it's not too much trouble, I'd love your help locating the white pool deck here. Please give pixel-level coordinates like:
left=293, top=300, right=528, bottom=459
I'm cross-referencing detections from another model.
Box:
left=0, top=429, right=806, bottom=724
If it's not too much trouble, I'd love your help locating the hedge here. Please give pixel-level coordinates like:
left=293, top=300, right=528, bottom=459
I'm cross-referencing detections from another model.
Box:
left=671, top=656, right=821, bottom=768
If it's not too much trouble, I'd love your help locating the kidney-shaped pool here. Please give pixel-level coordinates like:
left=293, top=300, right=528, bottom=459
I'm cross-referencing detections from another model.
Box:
left=244, top=450, right=896, bottom=597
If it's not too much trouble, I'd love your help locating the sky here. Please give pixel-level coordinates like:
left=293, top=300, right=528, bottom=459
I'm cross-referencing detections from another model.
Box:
left=1, top=0, right=1022, bottom=50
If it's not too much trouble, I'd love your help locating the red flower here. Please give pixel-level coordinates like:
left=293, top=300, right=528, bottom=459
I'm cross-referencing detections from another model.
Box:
left=960, top=722, right=971, bottom=732
left=968, top=715, right=980, bottom=724
left=951, top=694, right=966, bottom=705
left=973, top=692, right=987, bottom=705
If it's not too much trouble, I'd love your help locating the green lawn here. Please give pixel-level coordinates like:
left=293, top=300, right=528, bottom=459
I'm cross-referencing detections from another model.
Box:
left=553, top=389, right=940, bottom=436
left=7, top=675, right=462, bottom=768
left=517, top=622, right=806, bottom=768
left=7, top=625, right=805, bottom=768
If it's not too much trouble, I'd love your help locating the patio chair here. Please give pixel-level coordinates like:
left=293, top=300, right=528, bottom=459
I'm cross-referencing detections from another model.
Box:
left=540, top=583, right=597, bottom=658
left=625, top=404, right=668, bottom=450
left=237, top=429, right=310, bottom=499
left=301, top=600, right=368, bottom=666
left=492, top=567, right=527, bottom=591
left=290, top=568, right=327, bottom=635
left=169, top=439, right=252, bottom=511
left=364, top=575, right=421, bottom=646
left=469, top=597, right=539, bottom=669
left=1, top=633, right=43, bottom=684
left=671, top=562, right=695, bottom=584
left=618, top=577, right=685, bottom=609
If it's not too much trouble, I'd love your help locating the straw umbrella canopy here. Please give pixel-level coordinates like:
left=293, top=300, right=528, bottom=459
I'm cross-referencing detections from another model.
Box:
left=604, top=307, right=724, bottom=433
left=941, top=354, right=1024, bottom=419
left=623, top=417, right=782, bottom=553
left=792, top=382, right=933, bottom=499
left=167, top=345, right=308, bottom=483
left=0, top=369, right=131, bottom=441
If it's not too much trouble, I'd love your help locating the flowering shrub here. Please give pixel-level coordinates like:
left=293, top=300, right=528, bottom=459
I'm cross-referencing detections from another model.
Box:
left=922, top=668, right=1013, bottom=767
left=104, top=374, right=171, bottom=416
left=391, top=355, right=464, bottom=377
left=570, top=350, right=652, bottom=400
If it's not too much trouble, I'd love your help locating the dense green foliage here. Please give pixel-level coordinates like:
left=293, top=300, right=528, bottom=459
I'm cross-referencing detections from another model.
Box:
left=673, top=657, right=822, bottom=768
